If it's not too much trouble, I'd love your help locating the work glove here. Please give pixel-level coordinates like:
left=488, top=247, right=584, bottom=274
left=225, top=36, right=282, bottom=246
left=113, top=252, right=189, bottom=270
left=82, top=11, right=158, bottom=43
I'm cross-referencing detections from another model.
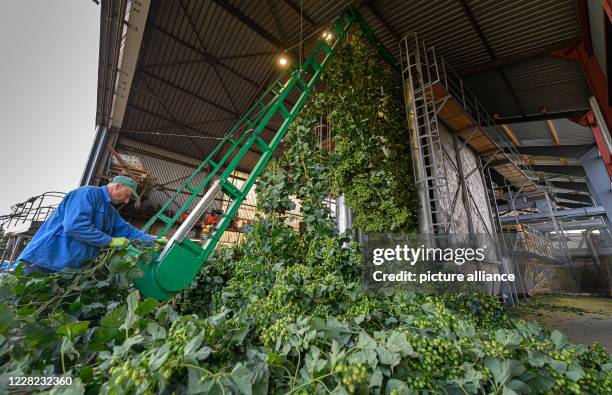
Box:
left=109, top=237, right=129, bottom=248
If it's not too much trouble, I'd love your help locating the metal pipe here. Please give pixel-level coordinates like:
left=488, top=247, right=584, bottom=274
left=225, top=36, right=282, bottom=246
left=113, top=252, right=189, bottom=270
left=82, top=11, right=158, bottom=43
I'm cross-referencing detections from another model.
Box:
left=158, top=180, right=222, bottom=261
left=401, top=38, right=431, bottom=235
left=452, top=132, right=475, bottom=239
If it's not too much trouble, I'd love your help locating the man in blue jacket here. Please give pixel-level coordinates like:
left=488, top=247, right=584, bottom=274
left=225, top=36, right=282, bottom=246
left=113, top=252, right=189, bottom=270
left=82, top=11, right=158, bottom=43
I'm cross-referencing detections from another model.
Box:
left=17, top=176, right=156, bottom=274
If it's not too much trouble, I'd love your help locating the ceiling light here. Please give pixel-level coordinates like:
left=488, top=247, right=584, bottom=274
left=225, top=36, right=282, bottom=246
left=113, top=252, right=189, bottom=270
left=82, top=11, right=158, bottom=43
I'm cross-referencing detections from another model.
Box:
left=278, top=56, right=288, bottom=66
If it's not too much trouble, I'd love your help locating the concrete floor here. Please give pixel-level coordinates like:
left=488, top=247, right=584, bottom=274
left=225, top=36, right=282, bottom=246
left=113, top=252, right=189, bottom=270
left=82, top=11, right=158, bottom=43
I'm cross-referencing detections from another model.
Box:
left=511, top=294, right=612, bottom=351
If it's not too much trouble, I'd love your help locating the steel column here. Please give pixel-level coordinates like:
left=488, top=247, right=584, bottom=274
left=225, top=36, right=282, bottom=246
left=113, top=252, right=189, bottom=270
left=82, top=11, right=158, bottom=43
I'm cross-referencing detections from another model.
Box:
left=581, top=146, right=612, bottom=229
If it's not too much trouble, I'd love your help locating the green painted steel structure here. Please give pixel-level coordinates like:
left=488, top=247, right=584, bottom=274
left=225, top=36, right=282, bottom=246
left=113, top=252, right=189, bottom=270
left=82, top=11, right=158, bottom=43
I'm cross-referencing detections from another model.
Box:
left=132, top=5, right=397, bottom=300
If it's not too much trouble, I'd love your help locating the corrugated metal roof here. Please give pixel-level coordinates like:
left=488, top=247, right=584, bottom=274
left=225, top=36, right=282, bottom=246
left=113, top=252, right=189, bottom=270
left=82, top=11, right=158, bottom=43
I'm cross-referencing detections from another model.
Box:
left=98, top=0, right=593, bottom=184
left=464, top=55, right=590, bottom=116
left=495, top=118, right=595, bottom=147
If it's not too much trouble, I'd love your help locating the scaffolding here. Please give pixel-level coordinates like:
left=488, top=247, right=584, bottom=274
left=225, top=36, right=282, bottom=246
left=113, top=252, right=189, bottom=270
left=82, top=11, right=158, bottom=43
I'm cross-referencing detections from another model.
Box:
left=0, top=191, right=65, bottom=270
left=399, top=33, right=575, bottom=301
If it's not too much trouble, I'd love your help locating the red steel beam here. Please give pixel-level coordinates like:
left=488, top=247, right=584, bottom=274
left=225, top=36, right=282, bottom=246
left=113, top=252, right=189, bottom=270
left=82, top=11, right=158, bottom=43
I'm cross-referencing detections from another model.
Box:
left=548, top=1, right=612, bottom=179
left=586, top=111, right=612, bottom=179
left=602, top=0, right=612, bottom=23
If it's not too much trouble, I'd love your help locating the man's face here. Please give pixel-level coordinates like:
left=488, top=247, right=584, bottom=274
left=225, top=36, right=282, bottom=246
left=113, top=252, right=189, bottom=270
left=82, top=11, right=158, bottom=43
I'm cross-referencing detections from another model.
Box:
left=108, top=183, right=132, bottom=204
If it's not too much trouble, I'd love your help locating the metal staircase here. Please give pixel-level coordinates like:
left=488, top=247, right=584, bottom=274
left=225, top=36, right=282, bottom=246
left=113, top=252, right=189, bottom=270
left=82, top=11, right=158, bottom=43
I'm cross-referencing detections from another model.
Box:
left=132, top=5, right=397, bottom=300
left=400, top=33, right=454, bottom=234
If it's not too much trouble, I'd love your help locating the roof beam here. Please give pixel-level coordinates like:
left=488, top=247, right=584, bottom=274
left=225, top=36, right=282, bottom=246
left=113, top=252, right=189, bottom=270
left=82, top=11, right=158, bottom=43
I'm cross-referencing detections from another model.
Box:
left=267, top=0, right=286, bottom=40
left=555, top=192, right=592, bottom=204
left=528, top=164, right=585, bottom=176
left=141, top=51, right=279, bottom=68
left=178, top=0, right=239, bottom=114
left=550, top=181, right=589, bottom=192
left=126, top=103, right=266, bottom=158
left=503, top=144, right=596, bottom=158
left=149, top=22, right=259, bottom=87
left=211, top=0, right=284, bottom=49
left=458, top=0, right=525, bottom=115
left=363, top=1, right=401, bottom=40
left=495, top=108, right=590, bottom=124
left=126, top=102, right=207, bottom=156
left=138, top=68, right=238, bottom=116
left=499, top=206, right=604, bottom=223
left=460, top=37, right=580, bottom=76
left=557, top=201, right=592, bottom=209
left=603, top=0, right=612, bottom=23
left=499, top=123, right=521, bottom=146
left=542, top=107, right=561, bottom=144
left=279, top=0, right=315, bottom=25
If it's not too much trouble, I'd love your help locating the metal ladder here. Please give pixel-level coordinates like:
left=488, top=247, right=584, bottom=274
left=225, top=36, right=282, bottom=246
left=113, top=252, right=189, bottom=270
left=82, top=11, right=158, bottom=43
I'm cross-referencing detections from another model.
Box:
left=400, top=34, right=453, bottom=234
left=132, top=5, right=398, bottom=300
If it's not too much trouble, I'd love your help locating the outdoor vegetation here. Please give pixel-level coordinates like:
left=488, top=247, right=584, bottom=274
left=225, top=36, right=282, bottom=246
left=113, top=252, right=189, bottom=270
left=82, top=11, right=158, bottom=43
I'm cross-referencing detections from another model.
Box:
left=0, top=34, right=611, bottom=395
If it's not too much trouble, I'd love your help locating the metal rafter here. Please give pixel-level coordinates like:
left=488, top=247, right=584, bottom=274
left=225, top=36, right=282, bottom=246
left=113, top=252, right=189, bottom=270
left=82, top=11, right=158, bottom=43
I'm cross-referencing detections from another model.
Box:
left=138, top=68, right=238, bottom=116
left=121, top=116, right=236, bottom=134
left=556, top=192, right=592, bottom=204
left=211, top=0, right=284, bottom=49
left=141, top=51, right=279, bottom=68
left=503, top=144, right=595, bottom=158
left=128, top=79, right=207, bottom=158
left=178, top=0, right=240, bottom=114
left=495, top=109, right=590, bottom=124
left=364, top=1, right=400, bottom=40
left=458, top=0, right=525, bottom=115
left=550, top=181, right=589, bottom=192
left=460, top=37, right=580, bottom=76
left=526, top=165, right=586, bottom=177
left=267, top=0, right=286, bottom=40
left=149, top=22, right=259, bottom=87
left=126, top=102, right=266, bottom=159
left=279, top=0, right=315, bottom=25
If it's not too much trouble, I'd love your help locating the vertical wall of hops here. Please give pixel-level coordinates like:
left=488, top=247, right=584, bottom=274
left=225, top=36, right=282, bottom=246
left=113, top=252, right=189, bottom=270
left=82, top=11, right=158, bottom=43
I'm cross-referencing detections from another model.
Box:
left=257, top=31, right=418, bottom=234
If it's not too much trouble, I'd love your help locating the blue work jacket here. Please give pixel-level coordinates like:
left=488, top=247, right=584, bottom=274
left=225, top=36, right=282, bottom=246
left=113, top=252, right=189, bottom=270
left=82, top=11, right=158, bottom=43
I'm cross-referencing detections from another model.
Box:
left=17, top=186, right=154, bottom=271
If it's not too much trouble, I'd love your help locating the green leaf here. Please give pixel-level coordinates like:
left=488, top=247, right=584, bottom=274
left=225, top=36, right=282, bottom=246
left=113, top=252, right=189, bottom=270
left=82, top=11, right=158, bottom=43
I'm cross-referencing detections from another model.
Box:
left=506, top=379, right=531, bottom=393
left=376, top=346, right=399, bottom=367
left=565, top=363, right=584, bottom=382
left=231, top=363, right=252, bottom=395
left=149, top=343, right=170, bottom=371
left=135, top=298, right=159, bottom=316
left=369, top=369, right=383, bottom=389
left=495, top=329, right=522, bottom=348
left=57, top=321, right=89, bottom=340
left=79, top=366, right=94, bottom=383
left=121, top=290, right=140, bottom=332
left=385, top=379, right=410, bottom=394
left=501, top=387, right=518, bottom=395
left=550, top=330, right=567, bottom=350
left=188, top=367, right=214, bottom=394
left=550, top=359, right=567, bottom=374
left=526, top=350, right=550, bottom=367
left=145, top=322, right=167, bottom=340
left=184, top=335, right=204, bottom=361
left=349, top=331, right=378, bottom=366
left=386, top=331, right=417, bottom=357
left=196, top=346, right=213, bottom=361
left=60, top=337, right=79, bottom=361
left=484, top=358, right=524, bottom=386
